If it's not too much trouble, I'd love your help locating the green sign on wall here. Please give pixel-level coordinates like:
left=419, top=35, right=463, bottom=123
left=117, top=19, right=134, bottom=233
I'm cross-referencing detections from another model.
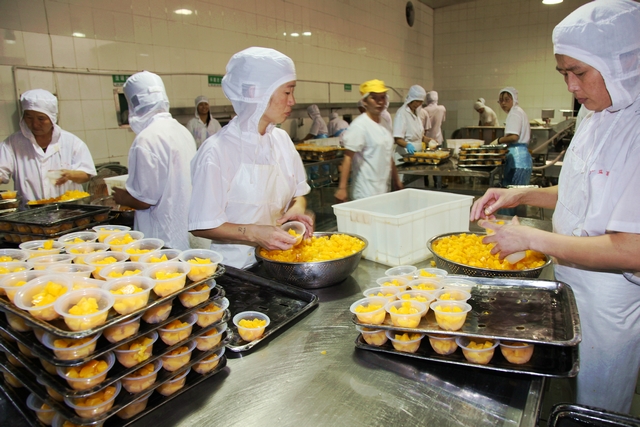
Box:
left=208, top=75, right=223, bottom=86
left=112, top=75, right=131, bottom=86
left=344, top=84, right=352, bottom=92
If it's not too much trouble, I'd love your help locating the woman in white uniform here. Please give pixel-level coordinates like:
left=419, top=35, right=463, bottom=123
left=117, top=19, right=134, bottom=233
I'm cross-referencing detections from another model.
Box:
left=327, top=112, right=349, bottom=138
left=0, top=89, right=96, bottom=204
left=469, top=0, right=640, bottom=413
left=393, top=85, right=430, bottom=159
left=496, top=87, right=532, bottom=189
left=186, top=96, right=222, bottom=149
left=334, top=79, right=402, bottom=202
left=423, top=91, right=445, bottom=146
left=302, top=104, right=328, bottom=141
left=188, top=47, right=312, bottom=269
left=474, top=100, right=498, bottom=126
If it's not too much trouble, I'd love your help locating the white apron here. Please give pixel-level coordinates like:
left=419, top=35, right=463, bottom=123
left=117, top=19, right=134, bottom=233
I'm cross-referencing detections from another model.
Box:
left=553, top=112, right=640, bottom=413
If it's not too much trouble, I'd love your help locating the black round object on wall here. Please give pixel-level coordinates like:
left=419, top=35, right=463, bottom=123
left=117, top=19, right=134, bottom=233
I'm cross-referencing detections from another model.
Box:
left=406, top=1, right=415, bottom=27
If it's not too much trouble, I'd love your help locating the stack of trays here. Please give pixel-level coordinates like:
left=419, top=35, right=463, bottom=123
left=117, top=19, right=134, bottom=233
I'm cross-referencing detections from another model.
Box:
left=457, top=144, right=508, bottom=168
left=295, top=144, right=343, bottom=162
left=402, top=148, right=452, bottom=165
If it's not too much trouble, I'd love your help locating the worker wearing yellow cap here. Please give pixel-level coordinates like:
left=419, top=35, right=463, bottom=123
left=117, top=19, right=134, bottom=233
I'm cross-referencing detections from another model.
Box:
left=335, top=80, right=402, bottom=202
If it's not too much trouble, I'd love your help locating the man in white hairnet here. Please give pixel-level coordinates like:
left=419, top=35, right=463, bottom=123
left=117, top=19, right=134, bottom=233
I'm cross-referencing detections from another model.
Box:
left=113, top=71, right=196, bottom=251
left=0, top=89, right=96, bottom=204
left=186, top=95, right=222, bottom=149
left=327, top=111, right=349, bottom=138
left=188, top=47, right=312, bottom=269
left=469, top=0, right=640, bottom=413
left=302, top=104, right=328, bottom=141
left=474, top=99, right=498, bottom=126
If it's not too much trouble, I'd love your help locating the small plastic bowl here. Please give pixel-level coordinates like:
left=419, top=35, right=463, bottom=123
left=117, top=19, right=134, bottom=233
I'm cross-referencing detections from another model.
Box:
left=57, top=231, right=98, bottom=248
left=42, top=331, right=102, bottom=361
left=70, top=276, right=104, bottom=291
left=375, top=276, right=409, bottom=290
left=156, top=367, right=190, bottom=396
left=98, top=261, right=146, bottom=281
left=456, top=336, right=499, bottom=365
left=178, top=282, right=212, bottom=308
left=281, top=221, right=305, bottom=245
left=499, top=340, right=535, bottom=364
left=102, top=276, right=155, bottom=315
left=384, top=299, right=427, bottom=328
left=3, top=349, right=24, bottom=367
left=1, top=367, right=23, bottom=387
left=196, top=297, right=229, bottom=327
left=233, top=311, right=270, bottom=342
left=17, top=341, right=36, bottom=358
left=40, top=358, right=56, bottom=374
left=440, top=278, right=477, bottom=293
left=5, top=311, right=32, bottom=332
left=84, top=251, right=130, bottom=279
left=144, top=261, right=191, bottom=297
left=397, top=290, right=434, bottom=309
left=161, top=340, right=197, bottom=371
left=52, top=413, right=104, bottom=427
left=349, top=297, right=388, bottom=325
left=427, top=333, right=459, bottom=355
left=408, top=278, right=444, bottom=293
left=103, top=314, right=142, bottom=343
left=384, top=265, right=417, bottom=279
left=195, top=322, right=227, bottom=351
left=416, top=267, right=448, bottom=279
left=139, top=248, right=182, bottom=265
left=362, top=286, right=400, bottom=302
left=158, top=313, right=197, bottom=346
left=13, top=275, right=72, bottom=321
left=0, top=270, right=47, bottom=303
left=66, top=242, right=109, bottom=265
left=430, top=301, right=472, bottom=331
left=355, top=325, right=388, bottom=347
left=26, top=393, right=55, bottom=426
left=0, top=262, right=31, bottom=281
left=116, top=390, right=153, bottom=420
left=433, top=288, right=472, bottom=302
left=32, top=326, right=46, bottom=343
left=57, top=352, right=116, bottom=391
left=142, top=299, right=174, bottom=324
left=122, top=238, right=164, bottom=262
left=121, top=359, right=162, bottom=393
left=0, top=329, right=15, bottom=342
left=104, top=230, right=144, bottom=252
left=29, top=254, right=76, bottom=271
left=114, top=331, right=158, bottom=368
left=0, top=248, right=29, bottom=263
left=385, top=330, right=424, bottom=353
left=19, top=240, right=64, bottom=258
left=37, top=377, right=64, bottom=402
left=193, top=347, right=226, bottom=374
left=92, top=224, right=131, bottom=243
left=46, top=263, right=95, bottom=279
left=178, top=249, right=223, bottom=282
left=53, top=288, right=115, bottom=331
left=64, top=380, right=121, bottom=418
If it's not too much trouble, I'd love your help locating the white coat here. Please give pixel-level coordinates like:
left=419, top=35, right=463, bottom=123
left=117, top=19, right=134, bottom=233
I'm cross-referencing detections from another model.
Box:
left=187, top=116, right=222, bottom=149
left=393, top=104, right=424, bottom=159
left=424, top=92, right=446, bottom=144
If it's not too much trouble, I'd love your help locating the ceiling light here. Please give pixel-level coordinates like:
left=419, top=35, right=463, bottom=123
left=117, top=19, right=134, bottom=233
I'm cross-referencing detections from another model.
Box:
left=174, top=9, right=193, bottom=15
left=283, top=32, right=287, bottom=36
left=4, top=29, right=16, bottom=44
left=303, top=32, right=312, bottom=36
left=72, top=32, right=86, bottom=38
left=542, top=0, right=563, bottom=4
left=291, top=33, right=299, bottom=37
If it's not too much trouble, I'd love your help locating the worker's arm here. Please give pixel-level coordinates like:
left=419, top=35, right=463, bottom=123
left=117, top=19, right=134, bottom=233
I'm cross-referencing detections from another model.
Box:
left=334, top=150, right=354, bottom=202
left=470, top=186, right=558, bottom=221
left=391, top=159, right=403, bottom=191
left=191, top=222, right=296, bottom=251
left=58, top=170, right=91, bottom=185
left=112, top=187, right=151, bottom=210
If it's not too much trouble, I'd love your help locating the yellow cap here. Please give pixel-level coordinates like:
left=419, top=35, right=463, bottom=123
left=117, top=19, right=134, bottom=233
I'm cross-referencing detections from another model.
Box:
left=360, top=79, right=388, bottom=97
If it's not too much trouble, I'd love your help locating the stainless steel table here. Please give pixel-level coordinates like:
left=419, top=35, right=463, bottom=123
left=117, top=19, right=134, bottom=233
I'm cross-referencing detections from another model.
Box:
left=398, top=158, right=503, bottom=190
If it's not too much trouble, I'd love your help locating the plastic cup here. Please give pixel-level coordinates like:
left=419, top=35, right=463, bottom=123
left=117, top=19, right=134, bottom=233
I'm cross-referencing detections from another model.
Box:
left=195, top=322, right=227, bottom=351
left=116, top=390, right=153, bottom=420
left=427, top=333, right=458, bottom=355
left=281, top=221, right=305, bottom=245
left=178, top=282, right=212, bottom=308
left=19, top=240, right=64, bottom=258
left=456, top=336, right=499, bottom=365
left=64, top=381, right=121, bottom=418
left=103, top=314, right=142, bottom=343
left=40, top=358, right=56, bottom=374
left=196, top=297, right=228, bottom=327
left=144, top=261, right=191, bottom=297
left=29, top=254, right=75, bottom=271
left=384, top=265, right=417, bottom=279
left=27, top=393, right=55, bottom=425
left=362, top=286, right=400, bottom=302
left=430, top=301, right=472, bottom=331
left=70, top=276, right=104, bottom=291
left=193, top=347, right=226, bottom=374
left=161, top=340, right=197, bottom=371
left=0, top=249, right=29, bottom=263
left=53, top=288, right=115, bottom=331
left=0, top=270, right=47, bottom=303
left=396, top=290, right=435, bottom=308
left=46, top=263, right=95, bottom=279
left=42, top=331, right=101, bottom=361
left=122, top=238, right=164, bottom=262
left=66, top=242, right=109, bottom=265
left=121, top=359, right=162, bottom=393
left=375, top=276, right=409, bottom=290
left=433, top=288, right=472, bottom=302
left=114, top=331, right=158, bottom=368
left=156, top=367, right=190, bottom=396
left=37, top=377, right=64, bottom=402
left=139, top=248, right=182, bottom=265
left=84, top=251, right=130, bottom=279
left=178, top=249, right=223, bottom=282
left=1, top=367, right=23, bottom=387
left=32, top=326, right=46, bottom=343
left=13, top=275, right=72, bottom=321
left=349, top=297, right=388, bottom=325
left=385, top=330, right=424, bottom=353
left=98, top=261, right=146, bottom=281
left=17, top=341, right=36, bottom=358
left=5, top=312, right=31, bottom=332
left=233, top=311, right=270, bottom=342
left=52, top=414, right=104, bottom=427
left=408, top=278, right=444, bottom=294
left=57, top=231, right=98, bottom=248
left=101, top=276, right=155, bottom=315
left=57, top=352, right=115, bottom=390
left=499, top=340, right=535, bottom=364
left=46, top=170, right=63, bottom=184
left=158, top=313, right=197, bottom=345
left=141, top=299, right=174, bottom=324
left=355, top=325, right=388, bottom=346
left=415, top=267, right=448, bottom=279
left=92, top=224, right=131, bottom=243
left=0, top=262, right=31, bottom=283
left=385, top=299, right=427, bottom=328
left=104, top=231, right=144, bottom=252
left=440, top=277, right=477, bottom=293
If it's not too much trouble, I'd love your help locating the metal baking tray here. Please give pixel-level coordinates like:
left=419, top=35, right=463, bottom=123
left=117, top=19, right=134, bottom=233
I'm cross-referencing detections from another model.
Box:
left=219, top=266, right=318, bottom=352
left=0, top=378, right=39, bottom=426
left=0, top=204, right=111, bottom=229
left=0, top=288, right=227, bottom=367
left=0, top=265, right=226, bottom=339
left=548, top=403, right=640, bottom=427
left=1, top=217, right=114, bottom=243
left=354, top=334, right=579, bottom=378
left=353, top=277, right=581, bottom=346
left=459, top=143, right=508, bottom=152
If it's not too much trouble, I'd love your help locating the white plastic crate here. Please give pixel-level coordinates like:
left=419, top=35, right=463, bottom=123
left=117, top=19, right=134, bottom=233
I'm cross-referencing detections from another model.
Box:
left=332, top=189, right=474, bottom=267
left=103, top=175, right=128, bottom=194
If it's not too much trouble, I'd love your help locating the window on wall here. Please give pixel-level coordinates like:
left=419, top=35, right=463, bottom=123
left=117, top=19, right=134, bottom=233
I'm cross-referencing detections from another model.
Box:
left=406, top=2, right=415, bottom=27
left=113, top=89, right=129, bottom=128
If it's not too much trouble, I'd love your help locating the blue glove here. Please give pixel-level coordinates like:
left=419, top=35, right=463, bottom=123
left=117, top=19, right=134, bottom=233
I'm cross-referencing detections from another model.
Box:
left=406, top=143, right=416, bottom=155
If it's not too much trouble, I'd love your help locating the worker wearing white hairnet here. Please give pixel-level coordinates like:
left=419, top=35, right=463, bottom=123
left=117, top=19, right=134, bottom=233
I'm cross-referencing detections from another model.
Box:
left=423, top=91, right=445, bottom=145
left=496, top=87, right=532, bottom=191
left=188, top=47, right=312, bottom=269
left=186, top=96, right=222, bottom=149
left=470, top=0, right=640, bottom=413
left=335, top=79, right=402, bottom=202
left=474, top=100, right=498, bottom=126
left=393, top=85, right=433, bottom=160
left=0, top=89, right=95, bottom=204
left=327, top=112, right=349, bottom=138
left=113, top=71, right=196, bottom=251
left=302, top=104, right=328, bottom=141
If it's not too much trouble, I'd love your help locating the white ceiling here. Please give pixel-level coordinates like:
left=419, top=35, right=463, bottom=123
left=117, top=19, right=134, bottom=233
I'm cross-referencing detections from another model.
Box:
left=417, top=0, right=475, bottom=9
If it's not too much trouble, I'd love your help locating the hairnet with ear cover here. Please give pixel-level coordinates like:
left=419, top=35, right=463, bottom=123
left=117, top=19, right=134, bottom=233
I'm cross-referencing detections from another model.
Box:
left=307, top=104, right=321, bottom=118
left=123, top=71, right=170, bottom=134
left=474, top=101, right=484, bottom=111
left=426, top=91, right=438, bottom=105
left=499, top=87, right=519, bottom=106
left=20, top=89, right=58, bottom=123
left=553, top=0, right=640, bottom=112
left=222, top=47, right=296, bottom=134
left=404, top=85, right=426, bottom=104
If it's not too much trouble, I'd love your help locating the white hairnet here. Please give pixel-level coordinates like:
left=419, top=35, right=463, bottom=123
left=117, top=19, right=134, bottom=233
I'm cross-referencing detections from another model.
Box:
left=553, top=0, right=640, bottom=112
left=474, top=101, right=484, bottom=111
left=405, top=85, right=426, bottom=104
left=194, top=95, right=209, bottom=119
left=477, top=98, right=485, bottom=104
left=222, top=47, right=296, bottom=133
left=20, top=89, right=58, bottom=124
left=307, top=104, right=321, bottom=118
left=357, top=100, right=365, bottom=108
left=426, top=91, right=438, bottom=105
left=330, top=112, right=339, bottom=120
left=499, top=87, right=519, bottom=106
left=123, top=71, right=170, bottom=134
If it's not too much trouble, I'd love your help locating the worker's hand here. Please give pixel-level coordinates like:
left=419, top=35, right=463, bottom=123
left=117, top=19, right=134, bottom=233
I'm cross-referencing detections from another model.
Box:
left=334, top=188, right=349, bottom=203
left=252, top=225, right=297, bottom=251
left=469, top=188, right=522, bottom=221
left=277, top=212, right=314, bottom=239
left=406, top=143, right=416, bottom=155
left=58, top=170, right=90, bottom=185
left=480, top=217, right=538, bottom=260
left=112, top=187, right=128, bottom=205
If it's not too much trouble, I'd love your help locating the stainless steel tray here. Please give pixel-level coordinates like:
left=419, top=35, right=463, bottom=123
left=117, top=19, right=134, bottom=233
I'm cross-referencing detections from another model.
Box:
left=0, top=265, right=226, bottom=339
left=355, top=334, right=579, bottom=378
left=220, top=266, right=318, bottom=352
left=1, top=217, right=113, bottom=243
left=353, top=277, right=581, bottom=346
left=0, top=203, right=111, bottom=228
left=459, top=143, right=508, bottom=152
